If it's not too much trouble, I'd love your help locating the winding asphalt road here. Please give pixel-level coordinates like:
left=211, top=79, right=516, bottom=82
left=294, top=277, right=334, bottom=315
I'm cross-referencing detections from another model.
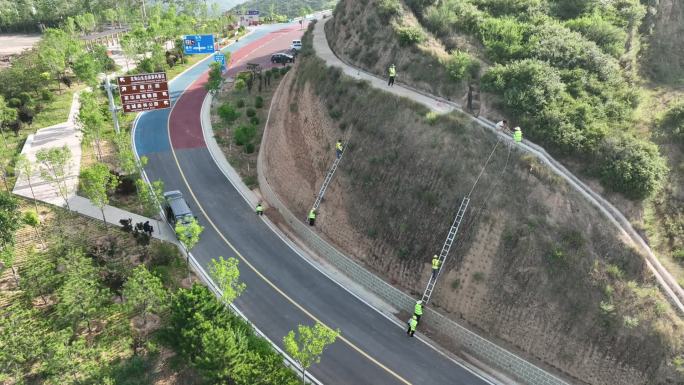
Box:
left=133, top=22, right=492, bottom=385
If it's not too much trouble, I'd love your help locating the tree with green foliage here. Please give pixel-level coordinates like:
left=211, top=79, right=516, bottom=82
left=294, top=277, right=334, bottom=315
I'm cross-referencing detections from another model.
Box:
left=122, top=265, right=168, bottom=326
left=136, top=178, right=164, bottom=218
left=0, top=304, right=45, bottom=378
left=80, top=162, right=119, bottom=228
left=218, top=102, right=240, bottom=124
left=78, top=92, right=107, bottom=160
left=283, top=322, right=340, bottom=383
left=57, top=252, right=107, bottom=332
left=112, top=131, right=140, bottom=176
left=210, top=256, right=246, bottom=305
left=20, top=249, right=57, bottom=305
left=73, top=53, right=100, bottom=86
left=205, top=62, right=225, bottom=94
left=23, top=209, right=45, bottom=248
left=37, top=29, right=84, bottom=89
left=36, top=146, right=73, bottom=209
left=175, top=217, right=203, bottom=251
left=0, top=193, right=21, bottom=284
left=15, top=154, right=39, bottom=212
left=658, top=102, right=684, bottom=144
left=175, top=217, right=204, bottom=277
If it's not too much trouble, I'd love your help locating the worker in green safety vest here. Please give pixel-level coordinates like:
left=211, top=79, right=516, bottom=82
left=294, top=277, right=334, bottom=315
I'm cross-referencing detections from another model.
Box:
left=513, top=126, right=523, bottom=143
left=256, top=202, right=264, bottom=216
left=388, top=64, right=396, bottom=86
left=308, top=209, right=316, bottom=226
left=414, top=300, right=423, bottom=322
left=431, top=255, right=441, bottom=279
left=406, top=315, right=418, bottom=337
left=336, top=139, right=343, bottom=159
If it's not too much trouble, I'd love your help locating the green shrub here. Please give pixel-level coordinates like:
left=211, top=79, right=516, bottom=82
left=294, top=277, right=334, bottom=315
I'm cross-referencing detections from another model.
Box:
left=234, top=124, right=257, bottom=146
left=658, top=102, right=684, bottom=144
left=674, top=249, right=684, bottom=262
left=8, top=98, right=21, bottom=108
left=471, top=0, right=548, bottom=17
left=424, top=1, right=485, bottom=36
left=598, top=137, right=668, bottom=199
left=395, top=25, right=425, bottom=46
left=250, top=116, right=259, bottom=125
left=565, top=13, right=627, bottom=57
left=218, top=103, right=240, bottom=123
left=378, top=0, right=402, bottom=19
left=246, top=108, right=256, bottom=117
left=254, top=96, right=264, bottom=108
left=527, top=22, right=620, bottom=81
left=244, top=142, right=255, bottom=154
left=550, top=0, right=599, bottom=19
left=473, top=272, right=485, bottom=282
left=478, top=17, right=529, bottom=62
left=41, top=89, right=54, bottom=102
left=444, top=50, right=480, bottom=81
left=236, top=99, right=245, bottom=108
left=481, top=59, right=565, bottom=115
left=279, top=66, right=291, bottom=75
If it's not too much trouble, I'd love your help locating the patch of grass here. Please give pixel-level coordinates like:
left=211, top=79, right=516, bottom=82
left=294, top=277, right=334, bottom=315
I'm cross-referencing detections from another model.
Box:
left=32, top=85, right=86, bottom=128
left=606, top=264, right=624, bottom=279
left=623, top=315, right=639, bottom=329
left=451, top=279, right=460, bottom=290
left=243, top=175, right=257, bottom=188
left=473, top=271, right=485, bottom=282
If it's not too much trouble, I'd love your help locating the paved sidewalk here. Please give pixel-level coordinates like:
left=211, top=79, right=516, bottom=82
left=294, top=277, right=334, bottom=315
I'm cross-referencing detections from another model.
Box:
left=68, top=195, right=177, bottom=242
left=13, top=90, right=84, bottom=206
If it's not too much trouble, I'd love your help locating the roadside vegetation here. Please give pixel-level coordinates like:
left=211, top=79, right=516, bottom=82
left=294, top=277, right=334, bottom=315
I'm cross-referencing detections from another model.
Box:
left=0, top=194, right=325, bottom=384
left=266, top=24, right=684, bottom=384
left=211, top=62, right=292, bottom=188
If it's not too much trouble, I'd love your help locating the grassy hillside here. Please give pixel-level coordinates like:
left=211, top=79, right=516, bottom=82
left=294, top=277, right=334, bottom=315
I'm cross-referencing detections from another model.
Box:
left=262, top=25, right=684, bottom=385
left=231, top=0, right=337, bottom=18
left=327, top=0, right=684, bottom=318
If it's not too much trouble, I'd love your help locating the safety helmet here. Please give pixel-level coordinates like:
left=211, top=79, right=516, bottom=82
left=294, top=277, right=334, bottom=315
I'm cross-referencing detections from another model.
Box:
left=433, top=254, right=438, bottom=258
left=514, top=126, right=521, bottom=131
left=412, top=315, right=417, bottom=320
left=417, top=300, right=422, bottom=304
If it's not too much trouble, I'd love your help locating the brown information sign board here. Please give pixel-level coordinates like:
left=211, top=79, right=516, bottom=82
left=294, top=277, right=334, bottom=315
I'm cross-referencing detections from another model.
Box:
left=117, top=72, right=171, bottom=113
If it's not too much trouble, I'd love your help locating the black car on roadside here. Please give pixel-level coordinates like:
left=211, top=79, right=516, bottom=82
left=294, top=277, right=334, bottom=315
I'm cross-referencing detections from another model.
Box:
left=271, top=53, right=295, bottom=65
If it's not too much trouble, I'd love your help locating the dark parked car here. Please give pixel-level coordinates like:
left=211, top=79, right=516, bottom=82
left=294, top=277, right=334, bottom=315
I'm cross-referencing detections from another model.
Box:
left=163, top=190, right=194, bottom=226
left=271, top=53, right=295, bottom=65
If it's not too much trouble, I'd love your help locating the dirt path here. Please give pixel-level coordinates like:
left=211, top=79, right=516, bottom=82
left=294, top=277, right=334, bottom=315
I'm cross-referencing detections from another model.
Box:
left=312, top=16, right=684, bottom=314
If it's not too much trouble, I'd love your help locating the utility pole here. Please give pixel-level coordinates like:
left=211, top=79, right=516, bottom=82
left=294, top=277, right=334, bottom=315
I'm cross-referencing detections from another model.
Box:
left=104, top=74, right=121, bottom=134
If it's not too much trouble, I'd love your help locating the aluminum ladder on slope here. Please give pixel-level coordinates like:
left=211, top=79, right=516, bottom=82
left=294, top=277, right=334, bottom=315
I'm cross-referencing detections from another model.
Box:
left=311, top=143, right=346, bottom=212
left=421, top=196, right=470, bottom=305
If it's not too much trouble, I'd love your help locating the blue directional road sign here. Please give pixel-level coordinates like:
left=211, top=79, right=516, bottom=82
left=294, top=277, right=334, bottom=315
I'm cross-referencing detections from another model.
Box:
left=213, top=53, right=226, bottom=70
left=183, top=34, right=215, bottom=55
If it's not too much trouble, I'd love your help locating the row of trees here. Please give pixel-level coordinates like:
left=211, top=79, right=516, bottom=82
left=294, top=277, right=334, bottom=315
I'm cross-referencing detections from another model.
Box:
left=0, top=0, right=224, bottom=32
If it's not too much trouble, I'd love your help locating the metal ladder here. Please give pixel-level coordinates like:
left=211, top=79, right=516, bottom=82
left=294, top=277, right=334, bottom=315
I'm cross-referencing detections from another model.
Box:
left=311, top=142, right=346, bottom=212
left=421, top=196, right=470, bottom=304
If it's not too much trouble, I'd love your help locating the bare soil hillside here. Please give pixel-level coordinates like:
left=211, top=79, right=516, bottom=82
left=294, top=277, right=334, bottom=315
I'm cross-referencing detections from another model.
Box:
left=262, top=31, right=684, bottom=385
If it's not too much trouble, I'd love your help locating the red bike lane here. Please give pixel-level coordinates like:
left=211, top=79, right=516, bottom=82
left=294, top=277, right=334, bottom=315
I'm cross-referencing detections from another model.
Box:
left=170, top=25, right=305, bottom=149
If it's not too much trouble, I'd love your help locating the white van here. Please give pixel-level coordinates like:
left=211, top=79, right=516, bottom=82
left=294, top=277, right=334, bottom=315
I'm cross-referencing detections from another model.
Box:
left=291, top=40, right=302, bottom=51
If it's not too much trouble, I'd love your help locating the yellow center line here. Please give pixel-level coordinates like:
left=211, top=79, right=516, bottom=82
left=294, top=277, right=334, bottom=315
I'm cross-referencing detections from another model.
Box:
left=165, top=87, right=412, bottom=385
